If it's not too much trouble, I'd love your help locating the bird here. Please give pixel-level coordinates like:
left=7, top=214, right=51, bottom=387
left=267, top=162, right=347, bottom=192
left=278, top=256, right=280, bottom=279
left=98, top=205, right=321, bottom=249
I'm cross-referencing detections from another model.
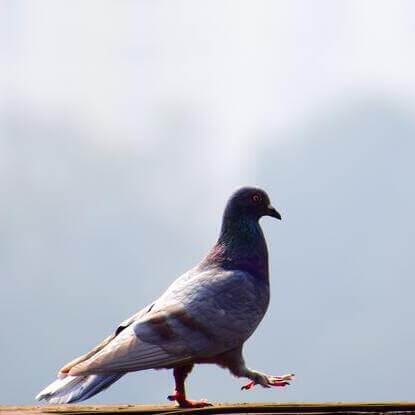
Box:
left=36, top=186, right=294, bottom=407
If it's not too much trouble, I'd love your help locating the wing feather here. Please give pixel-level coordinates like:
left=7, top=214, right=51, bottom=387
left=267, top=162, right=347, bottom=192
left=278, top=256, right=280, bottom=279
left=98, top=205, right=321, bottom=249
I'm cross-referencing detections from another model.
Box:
left=59, top=333, right=116, bottom=377
left=59, top=303, right=155, bottom=377
left=69, top=328, right=191, bottom=375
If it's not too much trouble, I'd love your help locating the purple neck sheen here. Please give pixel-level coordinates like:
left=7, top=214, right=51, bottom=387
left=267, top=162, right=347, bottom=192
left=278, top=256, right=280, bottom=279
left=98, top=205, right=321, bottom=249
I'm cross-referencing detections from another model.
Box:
left=203, top=213, right=270, bottom=281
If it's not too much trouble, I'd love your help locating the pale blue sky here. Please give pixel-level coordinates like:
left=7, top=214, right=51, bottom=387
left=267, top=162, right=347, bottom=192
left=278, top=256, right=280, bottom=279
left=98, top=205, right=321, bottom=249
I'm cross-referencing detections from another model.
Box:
left=1, top=0, right=415, bottom=405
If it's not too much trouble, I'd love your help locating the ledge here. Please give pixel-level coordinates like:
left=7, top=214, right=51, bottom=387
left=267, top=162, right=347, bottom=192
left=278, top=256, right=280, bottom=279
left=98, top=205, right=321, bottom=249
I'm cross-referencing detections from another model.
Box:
left=2, top=402, right=415, bottom=415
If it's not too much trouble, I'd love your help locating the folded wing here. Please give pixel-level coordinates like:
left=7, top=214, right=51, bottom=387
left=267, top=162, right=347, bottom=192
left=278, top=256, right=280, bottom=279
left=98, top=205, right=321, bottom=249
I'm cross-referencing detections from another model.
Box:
left=67, top=303, right=199, bottom=376
left=59, top=302, right=155, bottom=376
left=62, top=268, right=264, bottom=377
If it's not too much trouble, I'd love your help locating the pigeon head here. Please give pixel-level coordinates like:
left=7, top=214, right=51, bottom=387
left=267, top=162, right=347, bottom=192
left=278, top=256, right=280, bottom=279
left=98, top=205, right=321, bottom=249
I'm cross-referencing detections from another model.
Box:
left=205, top=186, right=280, bottom=280
left=224, top=187, right=281, bottom=221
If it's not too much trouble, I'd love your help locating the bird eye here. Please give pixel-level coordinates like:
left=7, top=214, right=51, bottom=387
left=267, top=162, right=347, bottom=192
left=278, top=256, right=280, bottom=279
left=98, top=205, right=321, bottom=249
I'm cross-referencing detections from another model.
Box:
left=252, top=194, right=261, bottom=204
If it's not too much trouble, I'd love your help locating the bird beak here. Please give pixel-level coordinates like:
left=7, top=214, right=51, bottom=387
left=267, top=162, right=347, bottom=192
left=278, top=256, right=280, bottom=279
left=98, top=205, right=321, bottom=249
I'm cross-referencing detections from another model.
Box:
left=266, top=205, right=282, bottom=220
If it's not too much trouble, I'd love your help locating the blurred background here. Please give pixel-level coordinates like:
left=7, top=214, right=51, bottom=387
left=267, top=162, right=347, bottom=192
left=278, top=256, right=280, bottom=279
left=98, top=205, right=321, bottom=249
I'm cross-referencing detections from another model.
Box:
left=1, top=0, right=415, bottom=405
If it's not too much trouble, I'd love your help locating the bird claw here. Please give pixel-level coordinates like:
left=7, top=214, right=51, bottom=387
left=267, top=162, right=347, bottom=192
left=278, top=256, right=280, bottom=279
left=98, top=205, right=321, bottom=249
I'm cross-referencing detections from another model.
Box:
left=241, top=373, right=295, bottom=390
left=178, top=399, right=212, bottom=408
left=241, top=381, right=255, bottom=390
left=167, top=391, right=212, bottom=408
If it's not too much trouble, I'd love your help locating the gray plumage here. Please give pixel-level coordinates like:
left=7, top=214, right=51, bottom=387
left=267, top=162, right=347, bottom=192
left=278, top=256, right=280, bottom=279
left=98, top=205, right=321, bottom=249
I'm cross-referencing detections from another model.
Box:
left=36, top=186, right=293, bottom=407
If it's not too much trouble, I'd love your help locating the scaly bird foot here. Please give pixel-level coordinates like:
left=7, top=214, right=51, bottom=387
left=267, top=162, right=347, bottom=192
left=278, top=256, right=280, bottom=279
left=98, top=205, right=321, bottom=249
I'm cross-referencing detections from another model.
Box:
left=167, top=391, right=213, bottom=408
left=241, top=373, right=295, bottom=390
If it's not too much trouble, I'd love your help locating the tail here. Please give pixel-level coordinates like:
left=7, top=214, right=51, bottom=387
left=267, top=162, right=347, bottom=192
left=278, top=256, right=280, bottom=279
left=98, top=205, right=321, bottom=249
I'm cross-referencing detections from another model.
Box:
left=35, top=373, right=124, bottom=404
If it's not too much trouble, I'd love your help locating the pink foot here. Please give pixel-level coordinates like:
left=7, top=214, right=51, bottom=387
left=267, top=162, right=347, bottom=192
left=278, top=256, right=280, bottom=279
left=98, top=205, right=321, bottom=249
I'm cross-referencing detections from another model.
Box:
left=167, top=391, right=212, bottom=408
left=241, top=373, right=295, bottom=390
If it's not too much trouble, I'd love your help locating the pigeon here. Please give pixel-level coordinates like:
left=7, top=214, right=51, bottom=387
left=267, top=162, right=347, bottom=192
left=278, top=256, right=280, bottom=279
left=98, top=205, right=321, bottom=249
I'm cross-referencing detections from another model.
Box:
left=36, top=186, right=294, bottom=407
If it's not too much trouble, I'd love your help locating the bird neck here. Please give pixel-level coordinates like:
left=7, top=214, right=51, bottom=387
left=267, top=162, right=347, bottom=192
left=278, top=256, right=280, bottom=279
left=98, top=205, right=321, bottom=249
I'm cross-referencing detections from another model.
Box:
left=204, top=215, right=270, bottom=281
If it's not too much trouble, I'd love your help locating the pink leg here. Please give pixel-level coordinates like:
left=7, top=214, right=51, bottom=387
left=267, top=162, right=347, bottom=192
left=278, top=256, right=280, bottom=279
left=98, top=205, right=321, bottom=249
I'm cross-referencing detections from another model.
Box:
left=167, top=390, right=211, bottom=408
left=241, top=373, right=295, bottom=390
left=167, top=365, right=212, bottom=408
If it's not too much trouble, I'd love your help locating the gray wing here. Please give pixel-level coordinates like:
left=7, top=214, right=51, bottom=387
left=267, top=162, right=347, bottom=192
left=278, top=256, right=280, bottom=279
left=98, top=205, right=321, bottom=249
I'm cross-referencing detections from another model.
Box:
left=69, top=323, right=193, bottom=375
left=68, top=267, right=269, bottom=376
left=59, top=302, right=154, bottom=376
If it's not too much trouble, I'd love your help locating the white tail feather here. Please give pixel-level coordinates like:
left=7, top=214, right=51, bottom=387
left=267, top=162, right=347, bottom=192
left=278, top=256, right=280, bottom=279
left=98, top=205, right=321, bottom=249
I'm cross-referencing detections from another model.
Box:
left=36, top=373, right=123, bottom=404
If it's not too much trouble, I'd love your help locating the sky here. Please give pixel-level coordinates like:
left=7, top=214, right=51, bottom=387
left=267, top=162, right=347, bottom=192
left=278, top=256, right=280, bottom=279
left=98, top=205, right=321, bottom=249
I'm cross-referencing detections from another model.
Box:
left=1, top=0, right=415, bottom=406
